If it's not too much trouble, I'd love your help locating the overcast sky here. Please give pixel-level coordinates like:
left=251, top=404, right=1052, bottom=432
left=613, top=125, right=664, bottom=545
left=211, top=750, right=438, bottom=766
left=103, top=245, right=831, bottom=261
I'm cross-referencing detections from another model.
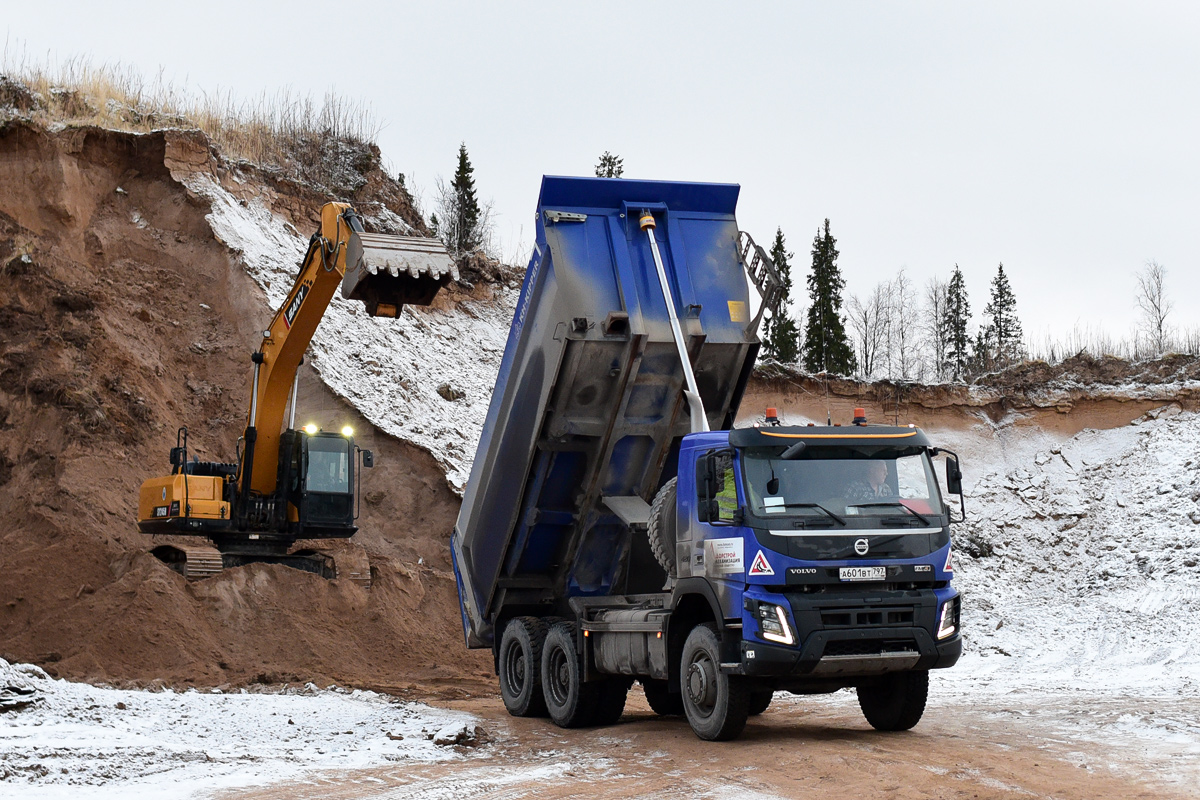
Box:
left=6, top=2, right=1199, bottom=348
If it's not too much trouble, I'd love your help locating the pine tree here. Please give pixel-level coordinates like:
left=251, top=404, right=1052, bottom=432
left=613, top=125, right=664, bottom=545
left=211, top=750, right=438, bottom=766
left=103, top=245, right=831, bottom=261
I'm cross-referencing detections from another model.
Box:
left=943, top=265, right=972, bottom=381
left=802, top=219, right=857, bottom=375
left=761, top=228, right=800, bottom=363
left=982, top=262, right=1023, bottom=367
left=595, top=151, right=624, bottom=178
left=449, top=142, right=482, bottom=254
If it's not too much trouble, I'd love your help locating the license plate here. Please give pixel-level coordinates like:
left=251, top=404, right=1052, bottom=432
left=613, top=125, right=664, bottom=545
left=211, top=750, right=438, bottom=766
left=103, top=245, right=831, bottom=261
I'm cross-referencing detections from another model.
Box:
left=154, top=506, right=170, bottom=518
left=840, top=566, right=886, bottom=581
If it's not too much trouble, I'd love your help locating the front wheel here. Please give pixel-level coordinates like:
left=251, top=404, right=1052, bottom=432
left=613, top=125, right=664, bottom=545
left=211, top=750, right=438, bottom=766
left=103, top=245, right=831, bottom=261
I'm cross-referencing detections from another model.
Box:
left=857, top=670, right=929, bottom=731
left=680, top=623, right=750, bottom=741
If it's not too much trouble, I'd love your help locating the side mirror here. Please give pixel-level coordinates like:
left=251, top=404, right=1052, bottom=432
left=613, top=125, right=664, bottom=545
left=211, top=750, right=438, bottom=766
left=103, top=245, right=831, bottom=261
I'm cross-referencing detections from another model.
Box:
left=946, top=456, right=962, bottom=495
left=361, top=449, right=375, bottom=468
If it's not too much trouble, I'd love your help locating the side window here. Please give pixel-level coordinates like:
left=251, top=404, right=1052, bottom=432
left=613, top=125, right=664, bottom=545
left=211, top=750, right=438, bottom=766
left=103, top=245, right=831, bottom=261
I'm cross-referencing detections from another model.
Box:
left=715, top=452, right=737, bottom=522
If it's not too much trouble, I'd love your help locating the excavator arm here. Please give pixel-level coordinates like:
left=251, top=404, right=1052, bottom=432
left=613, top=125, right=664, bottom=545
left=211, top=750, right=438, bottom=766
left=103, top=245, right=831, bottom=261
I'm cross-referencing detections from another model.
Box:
left=238, top=202, right=456, bottom=515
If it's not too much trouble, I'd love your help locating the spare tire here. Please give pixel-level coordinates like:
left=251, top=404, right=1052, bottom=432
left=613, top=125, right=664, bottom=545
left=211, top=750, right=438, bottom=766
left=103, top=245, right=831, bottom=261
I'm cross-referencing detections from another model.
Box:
left=646, top=477, right=678, bottom=578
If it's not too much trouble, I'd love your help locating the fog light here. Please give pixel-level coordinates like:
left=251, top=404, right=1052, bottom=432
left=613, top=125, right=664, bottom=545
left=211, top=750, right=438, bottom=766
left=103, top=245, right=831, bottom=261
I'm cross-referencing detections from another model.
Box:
left=757, top=603, right=795, bottom=646
left=937, top=596, right=960, bottom=640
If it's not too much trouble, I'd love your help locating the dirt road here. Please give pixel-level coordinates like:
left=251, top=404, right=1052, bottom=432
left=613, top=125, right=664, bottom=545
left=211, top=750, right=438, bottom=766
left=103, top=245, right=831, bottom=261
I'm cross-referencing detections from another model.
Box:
left=221, top=687, right=1199, bottom=800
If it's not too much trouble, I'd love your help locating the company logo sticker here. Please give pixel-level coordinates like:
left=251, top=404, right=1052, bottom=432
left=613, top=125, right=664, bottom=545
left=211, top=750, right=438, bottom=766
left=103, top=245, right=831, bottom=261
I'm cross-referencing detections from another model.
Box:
left=284, top=282, right=311, bottom=328
left=704, top=538, right=744, bottom=576
left=748, top=550, right=775, bottom=576
left=854, top=538, right=870, bottom=556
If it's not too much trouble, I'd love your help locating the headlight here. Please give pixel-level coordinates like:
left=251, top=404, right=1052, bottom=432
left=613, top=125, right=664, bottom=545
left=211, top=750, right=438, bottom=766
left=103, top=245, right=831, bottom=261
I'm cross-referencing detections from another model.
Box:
left=341, top=425, right=354, bottom=437
left=756, top=602, right=795, bottom=646
left=302, top=423, right=319, bottom=435
left=937, top=596, right=960, bottom=640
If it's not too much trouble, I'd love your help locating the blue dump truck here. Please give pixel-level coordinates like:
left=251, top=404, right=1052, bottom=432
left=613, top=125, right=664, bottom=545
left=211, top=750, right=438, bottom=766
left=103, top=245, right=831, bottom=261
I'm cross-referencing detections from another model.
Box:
left=452, top=176, right=964, bottom=740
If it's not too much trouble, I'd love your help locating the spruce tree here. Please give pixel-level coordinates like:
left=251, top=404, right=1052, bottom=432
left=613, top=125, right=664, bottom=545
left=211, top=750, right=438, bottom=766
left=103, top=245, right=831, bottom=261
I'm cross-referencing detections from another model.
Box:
left=802, top=219, right=857, bottom=375
left=450, top=142, right=482, bottom=254
left=982, top=262, right=1023, bottom=367
left=943, top=265, right=972, bottom=381
left=595, top=151, right=624, bottom=178
left=762, top=228, right=800, bottom=363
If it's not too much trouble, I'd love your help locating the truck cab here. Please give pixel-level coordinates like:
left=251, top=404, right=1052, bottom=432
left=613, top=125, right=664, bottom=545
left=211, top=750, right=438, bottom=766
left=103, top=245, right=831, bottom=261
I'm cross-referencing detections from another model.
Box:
left=679, top=422, right=961, bottom=695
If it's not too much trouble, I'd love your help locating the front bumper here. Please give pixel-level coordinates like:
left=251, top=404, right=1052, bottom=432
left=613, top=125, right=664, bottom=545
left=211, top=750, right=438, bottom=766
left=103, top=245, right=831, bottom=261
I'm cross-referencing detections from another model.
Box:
left=737, top=587, right=961, bottom=678
left=739, top=628, right=961, bottom=678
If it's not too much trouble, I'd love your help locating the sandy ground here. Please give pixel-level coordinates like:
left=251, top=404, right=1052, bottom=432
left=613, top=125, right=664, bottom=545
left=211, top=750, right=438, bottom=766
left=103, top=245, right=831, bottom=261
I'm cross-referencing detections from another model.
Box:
left=220, top=685, right=1200, bottom=800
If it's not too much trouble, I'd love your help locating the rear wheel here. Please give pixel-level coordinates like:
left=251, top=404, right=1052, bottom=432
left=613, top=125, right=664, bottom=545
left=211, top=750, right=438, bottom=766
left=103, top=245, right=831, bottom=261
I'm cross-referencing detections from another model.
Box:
left=498, top=617, right=550, bottom=717
left=680, top=623, right=750, bottom=741
left=541, top=622, right=598, bottom=728
left=748, top=690, right=773, bottom=716
left=641, top=679, right=684, bottom=716
left=591, top=678, right=632, bottom=726
left=857, top=670, right=929, bottom=731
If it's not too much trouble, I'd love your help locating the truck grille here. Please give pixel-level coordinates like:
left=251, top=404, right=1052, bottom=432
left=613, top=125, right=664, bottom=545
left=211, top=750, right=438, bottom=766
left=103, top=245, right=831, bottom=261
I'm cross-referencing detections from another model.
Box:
left=820, top=607, right=915, bottom=628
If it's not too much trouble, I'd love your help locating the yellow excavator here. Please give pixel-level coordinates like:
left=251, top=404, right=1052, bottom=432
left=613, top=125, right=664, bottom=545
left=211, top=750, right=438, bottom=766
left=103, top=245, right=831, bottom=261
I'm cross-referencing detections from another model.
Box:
left=137, top=202, right=455, bottom=580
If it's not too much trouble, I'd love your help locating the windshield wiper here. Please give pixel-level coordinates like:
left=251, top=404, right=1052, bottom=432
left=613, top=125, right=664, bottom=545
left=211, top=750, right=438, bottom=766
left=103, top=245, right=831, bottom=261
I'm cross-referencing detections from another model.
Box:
left=847, top=501, right=930, bottom=526
left=766, top=502, right=846, bottom=526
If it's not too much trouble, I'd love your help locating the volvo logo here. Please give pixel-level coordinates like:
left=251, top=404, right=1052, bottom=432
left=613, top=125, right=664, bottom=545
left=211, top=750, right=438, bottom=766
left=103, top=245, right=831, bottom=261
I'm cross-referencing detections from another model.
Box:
left=854, top=538, right=870, bottom=556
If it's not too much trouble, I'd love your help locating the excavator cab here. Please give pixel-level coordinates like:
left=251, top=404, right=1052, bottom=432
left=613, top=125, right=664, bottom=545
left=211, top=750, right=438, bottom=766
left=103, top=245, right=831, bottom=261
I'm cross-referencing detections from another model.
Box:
left=297, top=430, right=359, bottom=535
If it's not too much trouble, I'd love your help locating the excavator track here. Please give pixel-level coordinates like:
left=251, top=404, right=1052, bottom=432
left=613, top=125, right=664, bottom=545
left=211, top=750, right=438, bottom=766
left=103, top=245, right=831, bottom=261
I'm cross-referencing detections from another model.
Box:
left=150, top=543, right=371, bottom=588
left=151, top=544, right=224, bottom=579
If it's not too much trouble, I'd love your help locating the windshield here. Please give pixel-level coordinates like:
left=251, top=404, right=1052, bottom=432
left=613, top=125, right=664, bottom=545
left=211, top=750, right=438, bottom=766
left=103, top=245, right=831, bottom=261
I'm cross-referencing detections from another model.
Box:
left=740, top=446, right=943, bottom=524
left=306, top=438, right=351, bottom=494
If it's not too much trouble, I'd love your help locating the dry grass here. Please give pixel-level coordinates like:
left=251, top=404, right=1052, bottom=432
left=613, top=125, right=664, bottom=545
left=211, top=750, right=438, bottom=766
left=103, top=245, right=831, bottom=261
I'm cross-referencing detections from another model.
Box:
left=0, top=42, right=382, bottom=191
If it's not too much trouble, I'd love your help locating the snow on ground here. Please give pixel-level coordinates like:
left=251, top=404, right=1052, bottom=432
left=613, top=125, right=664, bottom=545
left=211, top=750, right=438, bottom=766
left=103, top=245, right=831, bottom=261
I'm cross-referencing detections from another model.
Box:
left=944, top=405, right=1200, bottom=696
left=184, top=175, right=517, bottom=492
left=0, top=659, right=480, bottom=798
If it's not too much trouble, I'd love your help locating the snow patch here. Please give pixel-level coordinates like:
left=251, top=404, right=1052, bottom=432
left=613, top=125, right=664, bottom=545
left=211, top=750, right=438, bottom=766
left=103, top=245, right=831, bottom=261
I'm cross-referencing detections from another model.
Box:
left=0, top=658, right=479, bottom=797
left=184, top=175, right=516, bottom=492
left=950, top=410, right=1200, bottom=695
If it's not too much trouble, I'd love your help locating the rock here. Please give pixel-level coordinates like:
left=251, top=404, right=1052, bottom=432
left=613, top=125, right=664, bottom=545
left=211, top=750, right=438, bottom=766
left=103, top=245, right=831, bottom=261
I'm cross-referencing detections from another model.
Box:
left=437, top=383, right=464, bottom=402
left=433, top=722, right=484, bottom=747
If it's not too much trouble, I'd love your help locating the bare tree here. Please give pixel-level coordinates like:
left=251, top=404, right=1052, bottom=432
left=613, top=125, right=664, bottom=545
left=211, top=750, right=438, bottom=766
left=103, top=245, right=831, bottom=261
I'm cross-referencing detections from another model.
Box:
left=431, top=175, right=496, bottom=258
left=849, top=284, right=888, bottom=378
left=889, top=269, right=918, bottom=380
left=923, top=276, right=949, bottom=381
left=1135, top=260, right=1173, bottom=357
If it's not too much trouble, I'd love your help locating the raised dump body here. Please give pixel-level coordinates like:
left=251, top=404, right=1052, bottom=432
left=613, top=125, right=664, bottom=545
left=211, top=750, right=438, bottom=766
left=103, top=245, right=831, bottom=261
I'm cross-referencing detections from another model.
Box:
left=453, top=176, right=776, bottom=648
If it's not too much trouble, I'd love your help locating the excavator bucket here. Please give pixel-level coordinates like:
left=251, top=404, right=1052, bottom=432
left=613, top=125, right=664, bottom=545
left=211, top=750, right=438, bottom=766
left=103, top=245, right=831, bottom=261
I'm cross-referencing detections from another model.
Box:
left=342, top=231, right=459, bottom=317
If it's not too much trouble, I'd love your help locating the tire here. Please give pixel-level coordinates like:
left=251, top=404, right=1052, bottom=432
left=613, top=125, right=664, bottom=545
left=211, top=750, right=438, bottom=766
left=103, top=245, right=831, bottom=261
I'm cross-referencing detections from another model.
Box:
left=748, top=690, right=773, bottom=716
left=591, top=678, right=632, bottom=726
left=498, top=617, right=549, bottom=717
left=680, top=623, right=750, bottom=741
left=641, top=679, right=684, bottom=716
left=541, top=622, right=598, bottom=728
left=857, top=670, right=929, bottom=732
left=647, top=478, right=678, bottom=578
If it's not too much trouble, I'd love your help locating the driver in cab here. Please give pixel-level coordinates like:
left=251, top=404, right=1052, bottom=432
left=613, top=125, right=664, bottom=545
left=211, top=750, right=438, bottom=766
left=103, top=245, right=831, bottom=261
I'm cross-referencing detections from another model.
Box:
left=846, top=460, right=893, bottom=502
